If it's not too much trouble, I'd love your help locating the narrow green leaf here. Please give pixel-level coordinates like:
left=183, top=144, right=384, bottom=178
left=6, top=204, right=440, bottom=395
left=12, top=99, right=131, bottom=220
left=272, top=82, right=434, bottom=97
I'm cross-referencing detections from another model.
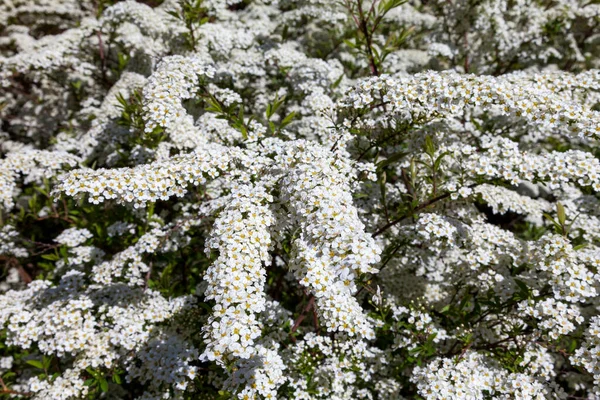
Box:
left=99, top=377, right=109, bottom=392
left=343, top=39, right=356, bottom=49
left=281, top=111, right=297, bottom=128
left=332, top=73, right=344, bottom=89
left=42, top=356, right=52, bottom=370
left=424, top=135, right=435, bottom=157
left=26, top=360, right=44, bottom=369
left=434, top=151, right=450, bottom=171
left=377, top=151, right=408, bottom=170
left=166, top=10, right=181, bottom=20
left=556, top=202, right=566, bottom=226
left=543, top=213, right=557, bottom=226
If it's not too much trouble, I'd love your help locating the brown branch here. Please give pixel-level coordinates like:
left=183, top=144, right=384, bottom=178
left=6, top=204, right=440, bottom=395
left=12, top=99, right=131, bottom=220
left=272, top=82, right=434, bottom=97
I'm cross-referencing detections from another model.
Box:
left=144, top=261, right=153, bottom=289
left=96, top=30, right=107, bottom=83
left=342, top=0, right=380, bottom=76
left=1, top=256, right=32, bottom=284
left=463, top=32, right=470, bottom=73
left=291, top=295, right=316, bottom=333
left=0, top=376, right=31, bottom=397
left=372, top=183, right=479, bottom=238
left=311, top=304, right=320, bottom=333
left=356, top=0, right=380, bottom=76
left=372, top=191, right=452, bottom=238
left=455, top=341, right=473, bottom=362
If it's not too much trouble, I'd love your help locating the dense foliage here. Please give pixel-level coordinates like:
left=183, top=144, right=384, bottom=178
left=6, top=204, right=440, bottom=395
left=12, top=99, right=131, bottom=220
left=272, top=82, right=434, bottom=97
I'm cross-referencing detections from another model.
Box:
left=1, top=0, right=600, bottom=399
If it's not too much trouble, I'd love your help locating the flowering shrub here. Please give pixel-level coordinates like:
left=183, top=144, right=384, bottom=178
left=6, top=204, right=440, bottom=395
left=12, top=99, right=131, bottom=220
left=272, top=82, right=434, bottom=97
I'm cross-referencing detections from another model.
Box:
left=1, top=0, right=600, bottom=398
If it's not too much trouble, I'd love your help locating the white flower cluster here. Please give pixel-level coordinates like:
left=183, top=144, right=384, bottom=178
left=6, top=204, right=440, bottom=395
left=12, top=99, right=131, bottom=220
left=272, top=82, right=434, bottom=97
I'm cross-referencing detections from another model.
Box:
left=27, top=368, right=90, bottom=400
left=474, top=184, right=551, bottom=224
left=0, top=149, right=80, bottom=210
left=533, top=234, right=599, bottom=303
left=0, top=355, right=13, bottom=372
left=415, top=213, right=457, bottom=245
left=412, top=351, right=566, bottom=399
left=54, top=227, right=92, bottom=247
left=91, top=215, right=202, bottom=286
left=127, top=334, right=199, bottom=393
left=3, top=0, right=600, bottom=398
left=519, top=298, right=583, bottom=340
left=55, top=144, right=234, bottom=206
left=201, top=184, right=285, bottom=398
left=281, top=142, right=381, bottom=339
left=0, top=225, right=28, bottom=258
left=1, top=269, right=198, bottom=399
left=342, top=71, right=600, bottom=138
left=439, top=136, right=600, bottom=192
left=283, top=333, right=386, bottom=400
left=391, top=304, right=449, bottom=351
left=572, top=317, right=600, bottom=395
left=106, top=221, right=136, bottom=237
left=143, top=56, right=215, bottom=134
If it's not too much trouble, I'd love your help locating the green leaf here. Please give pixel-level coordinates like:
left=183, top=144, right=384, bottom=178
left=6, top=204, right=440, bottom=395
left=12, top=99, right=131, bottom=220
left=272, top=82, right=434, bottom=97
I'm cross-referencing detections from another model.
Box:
left=71, top=80, right=82, bottom=91
left=42, top=356, right=53, bottom=370
left=267, top=95, right=286, bottom=120
left=59, top=248, right=69, bottom=265
left=543, top=213, right=562, bottom=233
left=378, top=0, right=408, bottom=14
left=514, top=279, right=530, bottom=298
left=332, top=73, right=344, bottom=89
left=217, top=390, right=231, bottom=400
left=424, top=135, right=435, bottom=158
left=34, top=186, right=48, bottom=197
left=26, top=360, right=44, bottom=369
left=3, top=371, right=15, bottom=379
left=377, top=151, right=408, bottom=170
left=99, top=377, right=109, bottom=392
left=116, top=93, right=128, bottom=108
left=166, top=10, right=181, bottom=20
left=434, top=151, right=450, bottom=171
left=371, top=45, right=381, bottom=64
left=117, top=53, right=129, bottom=71
left=280, top=111, right=297, bottom=128
left=41, top=253, right=59, bottom=261
left=205, top=95, right=224, bottom=114
left=395, top=26, right=415, bottom=46
left=343, top=39, right=356, bottom=49
left=543, top=213, right=556, bottom=225
left=556, top=202, right=566, bottom=226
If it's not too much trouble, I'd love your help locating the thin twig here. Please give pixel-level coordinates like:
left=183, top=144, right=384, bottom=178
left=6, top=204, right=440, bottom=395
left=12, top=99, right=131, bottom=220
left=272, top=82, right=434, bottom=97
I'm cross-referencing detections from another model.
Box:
left=372, top=183, right=479, bottom=238
left=291, top=295, right=316, bottom=333
left=372, top=191, right=452, bottom=237
left=96, top=31, right=107, bottom=82
left=0, top=376, right=31, bottom=397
